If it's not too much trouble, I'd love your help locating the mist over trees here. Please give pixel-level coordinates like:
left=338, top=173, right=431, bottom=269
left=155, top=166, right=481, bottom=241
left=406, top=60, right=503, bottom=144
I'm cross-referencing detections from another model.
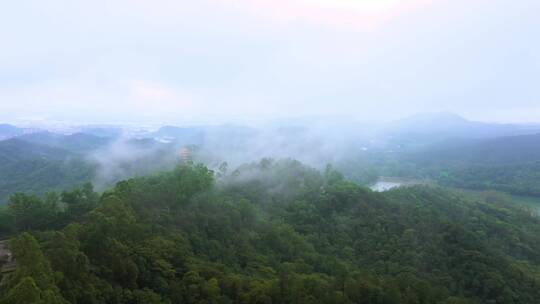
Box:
left=2, top=114, right=540, bottom=204
left=1, top=0, right=540, bottom=302
left=1, top=114, right=540, bottom=303
left=1, top=159, right=540, bottom=303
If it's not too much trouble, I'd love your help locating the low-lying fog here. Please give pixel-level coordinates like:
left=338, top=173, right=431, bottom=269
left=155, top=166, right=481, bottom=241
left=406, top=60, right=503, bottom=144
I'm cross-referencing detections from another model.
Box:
left=72, top=113, right=540, bottom=190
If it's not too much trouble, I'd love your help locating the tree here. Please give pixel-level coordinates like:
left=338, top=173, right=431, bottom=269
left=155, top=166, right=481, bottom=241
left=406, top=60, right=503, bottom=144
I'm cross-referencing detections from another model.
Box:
left=61, top=183, right=99, bottom=222
left=8, top=193, right=59, bottom=231
left=1, top=233, right=67, bottom=304
left=0, top=277, right=40, bottom=304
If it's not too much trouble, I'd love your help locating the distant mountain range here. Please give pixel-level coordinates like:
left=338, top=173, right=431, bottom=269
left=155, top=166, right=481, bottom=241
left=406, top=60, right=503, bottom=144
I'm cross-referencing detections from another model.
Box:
left=15, top=131, right=111, bottom=152
left=387, top=112, right=540, bottom=139
left=0, top=124, right=31, bottom=140
left=0, top=138, right=71, bottom=163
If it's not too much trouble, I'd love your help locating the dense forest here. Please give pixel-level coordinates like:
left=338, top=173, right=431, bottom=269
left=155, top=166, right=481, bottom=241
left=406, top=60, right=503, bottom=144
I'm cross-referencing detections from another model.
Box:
left=0, top=138, right=96, bottom=202
left=1, top=159, right=540, bottom=303
left=369, top=133, right=540, bottom=197
left=0, top=134, right=179, bottom=203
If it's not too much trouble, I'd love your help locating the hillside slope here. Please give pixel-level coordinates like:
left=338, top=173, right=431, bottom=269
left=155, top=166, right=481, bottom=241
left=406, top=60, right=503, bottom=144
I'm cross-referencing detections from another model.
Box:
left=391, top=133, right=540, bottom=196
left=1, top=159, right=539, bottom=303
left=0, top=139, right=95, bottom=203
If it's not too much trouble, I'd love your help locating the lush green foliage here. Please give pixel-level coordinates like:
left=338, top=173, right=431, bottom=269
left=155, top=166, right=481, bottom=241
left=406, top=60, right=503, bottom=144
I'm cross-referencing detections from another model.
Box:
left=0, top=139, right=95, bottom=203
left=370, top=133, right=540, bottom=197
left=1, top=159, right=540, bottom=303
left=0, top=135, right=177, bottom=204
left=435, top=162, right=540, bottom=196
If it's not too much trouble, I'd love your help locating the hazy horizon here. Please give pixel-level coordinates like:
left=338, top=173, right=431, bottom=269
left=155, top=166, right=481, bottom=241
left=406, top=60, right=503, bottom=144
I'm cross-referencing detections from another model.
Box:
left=2, top=111, right=540, bottom=130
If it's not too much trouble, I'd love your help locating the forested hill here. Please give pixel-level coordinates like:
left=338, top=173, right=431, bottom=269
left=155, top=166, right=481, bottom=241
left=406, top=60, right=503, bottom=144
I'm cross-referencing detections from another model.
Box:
left=0, top=139, right=95, bottom=203
left=15, top=132, right=111, bottom=153
left=0, top=134, right=177, bottom=204
left=0, top=132, right=108, bottom=203
left=402, top=133, right=540, bottom=196
left=1, top=159, right=540, bottom=303
left=387, top=113, right=540, bottom=140
left=0, top=124, right=24, bottom=140
left=410, top=133, right=540, bottom=165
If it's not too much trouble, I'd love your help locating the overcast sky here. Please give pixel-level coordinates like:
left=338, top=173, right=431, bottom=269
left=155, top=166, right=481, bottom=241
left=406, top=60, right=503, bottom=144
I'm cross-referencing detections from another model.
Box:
left=0, top=0, right=539, bottom=124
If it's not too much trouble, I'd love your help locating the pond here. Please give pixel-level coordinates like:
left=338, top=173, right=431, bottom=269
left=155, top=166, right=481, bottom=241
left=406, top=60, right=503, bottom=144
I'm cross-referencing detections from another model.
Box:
left=370, top=180, right=403, bottom=192
left=369, top=177, right=423, bottom=192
